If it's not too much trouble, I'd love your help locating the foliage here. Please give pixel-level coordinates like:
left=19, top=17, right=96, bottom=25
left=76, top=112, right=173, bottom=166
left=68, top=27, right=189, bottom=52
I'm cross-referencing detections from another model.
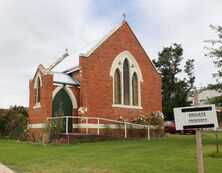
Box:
left=130, top=115, right=147, bottom=125
left=130, top=111, right=164, bottom=137
left=118, top=116, right=147, bottom=138
left=42, top=104, right=65, bottom=144
left=147, top=111, right=164, bottom=129
left=205, top=25, right=222, bottom=91
left=207, top=95, right=222, bottom=107
left=118, top=116, right=129, bottom=123
left=43, top=118, right=65, bottom=144
left=130, top=111, right=164, bottom=127
left=153, top=43, right=195, bottom=119
left=103, top=124, right=113, bottom=136
left=0, top=106, right=28, bottom=140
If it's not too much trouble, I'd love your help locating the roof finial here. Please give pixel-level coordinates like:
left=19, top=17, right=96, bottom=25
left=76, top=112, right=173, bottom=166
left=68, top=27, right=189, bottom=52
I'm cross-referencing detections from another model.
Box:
left=122, top=12, right=127, bottom=22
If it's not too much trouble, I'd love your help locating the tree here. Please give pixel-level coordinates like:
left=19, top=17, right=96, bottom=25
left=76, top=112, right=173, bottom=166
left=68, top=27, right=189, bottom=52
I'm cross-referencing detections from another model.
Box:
left=205, top=25, right=222, bottom=91
left=153, top=43, right=195, bottom=120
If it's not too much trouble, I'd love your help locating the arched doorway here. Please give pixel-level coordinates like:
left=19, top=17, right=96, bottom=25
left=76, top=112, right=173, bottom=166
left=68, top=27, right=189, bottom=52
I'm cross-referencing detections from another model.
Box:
left=52, top=88, right=73, bottom=133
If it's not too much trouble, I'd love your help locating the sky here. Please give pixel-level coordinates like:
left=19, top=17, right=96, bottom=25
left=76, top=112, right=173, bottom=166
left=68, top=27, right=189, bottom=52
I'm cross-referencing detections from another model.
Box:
left=0, top=0, right=222, bottom=108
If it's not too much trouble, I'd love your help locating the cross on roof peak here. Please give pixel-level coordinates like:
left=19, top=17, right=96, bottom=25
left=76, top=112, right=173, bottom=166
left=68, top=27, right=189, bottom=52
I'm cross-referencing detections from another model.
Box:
left=65, top=48, right=68, bottom=54
left=122, top=12, right=127, bottom=22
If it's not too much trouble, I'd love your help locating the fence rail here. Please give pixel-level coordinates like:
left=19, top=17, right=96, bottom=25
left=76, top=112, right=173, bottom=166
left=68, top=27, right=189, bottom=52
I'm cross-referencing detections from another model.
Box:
left=46, top=116, right=150, bottom=140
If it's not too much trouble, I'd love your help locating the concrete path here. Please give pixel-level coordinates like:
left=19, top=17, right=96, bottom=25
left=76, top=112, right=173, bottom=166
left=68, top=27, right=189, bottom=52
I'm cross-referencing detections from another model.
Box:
left=0, top=163, right=14, bottom=173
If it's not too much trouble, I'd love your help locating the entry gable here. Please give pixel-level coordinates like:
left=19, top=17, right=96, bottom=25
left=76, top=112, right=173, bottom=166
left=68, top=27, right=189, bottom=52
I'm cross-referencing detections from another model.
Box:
left=31, top=64, right=51, bottom=83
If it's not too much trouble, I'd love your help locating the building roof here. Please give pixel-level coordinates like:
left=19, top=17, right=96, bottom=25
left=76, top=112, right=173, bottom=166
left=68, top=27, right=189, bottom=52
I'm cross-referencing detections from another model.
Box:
left=50, top=20, right=161, bottom=74
left=51, top=21, right=126, bottom=73
left=52, top=72, right=80, bottom=86
left=199, top=90, right=221, bottom=102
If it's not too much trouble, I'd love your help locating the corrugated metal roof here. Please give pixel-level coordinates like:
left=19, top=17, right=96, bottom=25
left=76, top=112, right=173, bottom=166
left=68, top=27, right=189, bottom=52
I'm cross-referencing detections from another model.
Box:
left=50, top=22, right=125, bottom=73
left=53, top=72, right=80, bottom=86
left=52, top=52, right=80, bottom=72
left=63, top=65, right=80, bottom=74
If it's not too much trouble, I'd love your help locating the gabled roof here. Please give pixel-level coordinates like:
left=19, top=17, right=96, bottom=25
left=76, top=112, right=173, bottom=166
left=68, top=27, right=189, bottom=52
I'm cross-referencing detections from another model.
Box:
left=50, top=20, right=161, bottom=74
left=51, top=21, right=126, bottom=73
left=30, top=64, right=51, bottom=82
left=80, top=21, right=126, bottom=57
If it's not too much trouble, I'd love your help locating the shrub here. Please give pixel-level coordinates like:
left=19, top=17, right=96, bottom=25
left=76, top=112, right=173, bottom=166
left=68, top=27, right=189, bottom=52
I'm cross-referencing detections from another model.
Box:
left=42, top=119, right=65, bottom=144
left=0, top=106, right=28, bottom=140
left=130, top=111, right=164, bottom=137
left=42, top=105, right=65, bottom=144
left=103, top=124, right=113, bottom=136
left=131, top=115, right=148, bottom=125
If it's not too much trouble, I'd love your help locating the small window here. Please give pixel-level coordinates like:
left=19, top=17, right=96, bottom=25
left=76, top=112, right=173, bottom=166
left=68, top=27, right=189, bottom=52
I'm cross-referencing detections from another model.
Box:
left=114, top=69, right=121, bottom=104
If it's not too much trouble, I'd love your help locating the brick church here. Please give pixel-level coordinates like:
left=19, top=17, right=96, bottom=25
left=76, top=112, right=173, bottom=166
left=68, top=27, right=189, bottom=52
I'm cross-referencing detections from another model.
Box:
left=28, top=20, right=162, bottom=136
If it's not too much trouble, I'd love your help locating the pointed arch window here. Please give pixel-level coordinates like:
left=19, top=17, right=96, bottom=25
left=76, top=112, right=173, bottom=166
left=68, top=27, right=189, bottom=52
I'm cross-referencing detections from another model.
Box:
left=114, top=69, right=121, bottom=104
left=110, top=51, right=143, bottom=109
left=123, top=59, right=130, bottom=105
left=132, top=73, right=138, bottom=106
left=33, top=72, right=42, bottom=109
left=36, top=77, right=41, bottom=103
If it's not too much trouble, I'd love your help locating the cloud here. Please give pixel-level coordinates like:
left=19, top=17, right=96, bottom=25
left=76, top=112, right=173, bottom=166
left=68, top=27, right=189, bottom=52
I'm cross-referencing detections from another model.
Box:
left=0, top=0, right=114, bottom=108
left=130, top=0, right=222, bottom=87
left=0, top=0, right=222, bottom=108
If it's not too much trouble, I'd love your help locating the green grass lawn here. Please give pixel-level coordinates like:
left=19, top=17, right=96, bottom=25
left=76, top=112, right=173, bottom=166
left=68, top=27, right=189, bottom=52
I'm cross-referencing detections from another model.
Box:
left=0, top=134, right=222, bottom=173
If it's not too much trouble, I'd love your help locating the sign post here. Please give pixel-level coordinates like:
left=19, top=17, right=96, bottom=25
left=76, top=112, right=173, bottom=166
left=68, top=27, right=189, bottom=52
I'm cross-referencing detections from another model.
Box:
left=174, top=104, right=218, bottom=173
left=196, top=129, right=204, bottom=173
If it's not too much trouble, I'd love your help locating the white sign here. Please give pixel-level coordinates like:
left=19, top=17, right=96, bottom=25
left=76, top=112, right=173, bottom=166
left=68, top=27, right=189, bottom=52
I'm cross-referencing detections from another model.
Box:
left=174, top=104, right=218, bottom=130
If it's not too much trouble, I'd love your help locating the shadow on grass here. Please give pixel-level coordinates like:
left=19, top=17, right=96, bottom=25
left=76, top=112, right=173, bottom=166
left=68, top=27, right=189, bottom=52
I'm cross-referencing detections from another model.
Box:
left=207, top=152, right=222, bottom=158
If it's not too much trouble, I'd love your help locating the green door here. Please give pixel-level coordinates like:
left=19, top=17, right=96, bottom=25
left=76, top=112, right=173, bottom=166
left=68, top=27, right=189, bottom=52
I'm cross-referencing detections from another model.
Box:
left=52, top=88, right=73, bottom=133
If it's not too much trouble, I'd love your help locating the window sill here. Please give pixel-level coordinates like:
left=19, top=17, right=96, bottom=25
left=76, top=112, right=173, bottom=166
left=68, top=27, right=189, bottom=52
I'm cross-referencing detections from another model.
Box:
left=33, top=103, right=41, bottom=109
left=112, top=104, right=142, bottom=110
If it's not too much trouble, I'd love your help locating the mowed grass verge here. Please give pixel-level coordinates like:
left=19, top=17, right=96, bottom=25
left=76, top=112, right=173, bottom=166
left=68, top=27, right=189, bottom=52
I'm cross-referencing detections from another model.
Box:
left=0, top=134, right=222, bottom=173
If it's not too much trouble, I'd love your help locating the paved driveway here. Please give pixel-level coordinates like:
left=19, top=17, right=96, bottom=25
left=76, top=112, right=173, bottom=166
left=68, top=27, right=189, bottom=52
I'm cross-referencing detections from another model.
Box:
left=0, top=163, right=14, bottom=173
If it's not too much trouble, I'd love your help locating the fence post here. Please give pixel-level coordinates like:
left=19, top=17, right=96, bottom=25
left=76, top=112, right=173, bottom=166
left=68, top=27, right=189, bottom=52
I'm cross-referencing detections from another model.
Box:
left=124, top=123, right=127, bottom=139
left=97, top=118, right=100, bottom=135
left=147, top=125, right=150, bottom=140
left=66, top=116, right=68, bottom=135
left=86, top=118, right=88, bottom=135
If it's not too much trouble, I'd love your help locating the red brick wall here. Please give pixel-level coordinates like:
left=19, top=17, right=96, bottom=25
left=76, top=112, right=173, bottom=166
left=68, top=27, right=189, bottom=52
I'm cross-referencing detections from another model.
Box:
left=79, top=22, right=162, bottom=120
left=29, top=22, right=162, bottom=135
left=29, top=69, right=80, bottom=123
left=29, top=70, right=53, bottom=124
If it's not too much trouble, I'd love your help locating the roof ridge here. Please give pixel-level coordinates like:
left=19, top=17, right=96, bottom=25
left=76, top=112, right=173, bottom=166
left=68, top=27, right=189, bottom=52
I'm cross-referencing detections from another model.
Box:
left=79, top=21, right=126, bottom=57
